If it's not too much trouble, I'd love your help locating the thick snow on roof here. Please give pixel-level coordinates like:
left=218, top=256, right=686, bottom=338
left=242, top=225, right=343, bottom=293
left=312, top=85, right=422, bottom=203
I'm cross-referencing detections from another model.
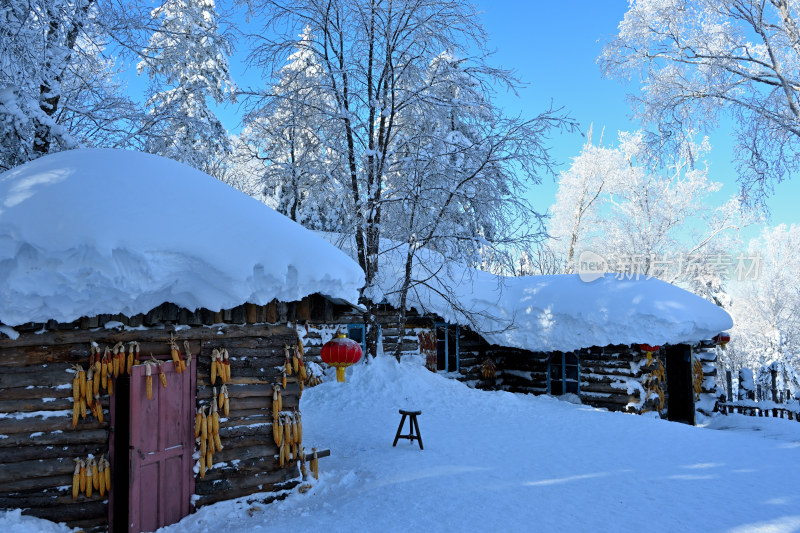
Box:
left=0, top=149, right=364, bottom=326
left=324, top=235, right=732, bottom=352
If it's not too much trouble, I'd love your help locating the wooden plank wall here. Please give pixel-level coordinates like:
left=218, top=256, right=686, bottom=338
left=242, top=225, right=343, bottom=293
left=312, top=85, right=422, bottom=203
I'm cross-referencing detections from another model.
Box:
left=0, top=299, right=326, bottom=532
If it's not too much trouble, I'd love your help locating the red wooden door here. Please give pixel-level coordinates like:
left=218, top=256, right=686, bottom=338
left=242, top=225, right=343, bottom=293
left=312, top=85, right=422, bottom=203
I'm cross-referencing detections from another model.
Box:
left=128, top=360, right=195, bottom=533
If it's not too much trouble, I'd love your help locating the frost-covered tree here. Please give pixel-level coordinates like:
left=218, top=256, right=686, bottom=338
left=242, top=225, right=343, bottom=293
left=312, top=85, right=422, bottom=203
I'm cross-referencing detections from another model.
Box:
left=600, top=0, right=800, bottom=206
left=240, top=28, right=348, bottom=230
left=0, top=0, right=139, bottom=170
left=549, top=131, right=750, bottom=304
left=724, top=225, right=800, bottom=386
left=247, top=0, right=574, bottom=356
left=137, top=0, right=235, bottom=176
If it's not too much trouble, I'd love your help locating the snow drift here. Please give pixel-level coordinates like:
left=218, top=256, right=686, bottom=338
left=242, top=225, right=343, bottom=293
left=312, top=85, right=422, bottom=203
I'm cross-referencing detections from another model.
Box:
left=0, top=149, right=365, bottom=326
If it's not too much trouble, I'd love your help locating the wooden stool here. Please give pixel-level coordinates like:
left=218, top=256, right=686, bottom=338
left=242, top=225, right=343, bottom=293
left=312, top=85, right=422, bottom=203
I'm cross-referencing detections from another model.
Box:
left=392, top=409, right=423, bottom=450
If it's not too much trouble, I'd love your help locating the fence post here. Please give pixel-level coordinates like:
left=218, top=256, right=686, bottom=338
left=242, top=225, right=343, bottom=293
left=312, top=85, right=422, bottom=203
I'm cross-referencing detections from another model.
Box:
left=771, top=369, right=778, bottom=402
left=727, top=370, right=733, bottom=402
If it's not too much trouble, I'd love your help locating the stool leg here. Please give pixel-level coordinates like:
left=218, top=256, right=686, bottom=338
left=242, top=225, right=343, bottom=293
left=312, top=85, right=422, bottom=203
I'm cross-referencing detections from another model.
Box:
left=393, top=414, right=407, bottom=447
left=412, top=415, right=423, bottom=450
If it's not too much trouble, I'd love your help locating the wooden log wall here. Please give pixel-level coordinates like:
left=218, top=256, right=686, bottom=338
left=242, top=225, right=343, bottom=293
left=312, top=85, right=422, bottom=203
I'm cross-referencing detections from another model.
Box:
left=0, top=297, right=333, bottom=532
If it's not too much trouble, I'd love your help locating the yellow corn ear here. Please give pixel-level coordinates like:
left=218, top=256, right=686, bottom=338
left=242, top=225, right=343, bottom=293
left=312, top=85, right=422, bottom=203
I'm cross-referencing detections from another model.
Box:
left=86, top=370, right=94, bottom=408
left=90, top=459, right=99, bottom=490
left=145, top=362, right=152, bottom=400
left=85, top=468, right=92, bottom=497
left=293, top=351, right=299, bottom=373
left=93, top=367, right=100, bottom=396
left=200, top=408, right=208, bottom=441
left=104, top=459, right=111, bottom=490
left=72, top=461, right=80, bottom=500
left=80, top=397, right=86, bottom=419
left=101, top=355, right=108, bottom=390
left=73, top=373, right=80, bottom=402
left=72, top=400, right=79, bottom=427
left=273, top=419, right=282, bottom=447
left=127, top=344, right=134, bottom=375
left=195, top=409, right=202, bottom=439
left=214, top=433, right=223, bottom=452
left=94, top=396, right=104, bottom=423
left=199, top=454, right=206, bottom=478
left=210, top=349, right=219, bottom=384
left=171, top=342, right=181, bottom=374
left=159, top=367, right=167, bottom=389
left=224, top=396, right=229, bottom=417
left=97, top=459, right=106, bottom=497
left=284, top=417, right=291, bottom=444
left=282, top=372, right=287, bottom=389
left=212, top=409, right=219, bottom=436
left=217, top=388, right=224, bottom=410
left=279, top=443, right=285, bottom=467
left=79, top=460, right=86, bottom=493
left=107, top=373, right=114, bottom=396
left=206, top=451, right=213, bottom=470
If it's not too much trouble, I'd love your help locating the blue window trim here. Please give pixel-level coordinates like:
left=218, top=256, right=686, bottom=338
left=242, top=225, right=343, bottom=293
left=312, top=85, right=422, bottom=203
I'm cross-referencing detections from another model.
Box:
left=347, top=323, right=366, bottom=354
left=547, top=352, right=580, bottom=395
left=434, top=322, right=459, bottom=373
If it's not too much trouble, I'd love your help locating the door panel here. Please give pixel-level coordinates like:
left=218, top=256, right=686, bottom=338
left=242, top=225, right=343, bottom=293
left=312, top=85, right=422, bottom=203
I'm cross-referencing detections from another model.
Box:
left=129, top=360, right=195, bottom=533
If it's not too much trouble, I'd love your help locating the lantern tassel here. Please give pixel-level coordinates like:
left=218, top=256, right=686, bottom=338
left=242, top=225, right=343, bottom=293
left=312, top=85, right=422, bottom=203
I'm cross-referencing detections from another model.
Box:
left=336, top=367, right=346, bottom=383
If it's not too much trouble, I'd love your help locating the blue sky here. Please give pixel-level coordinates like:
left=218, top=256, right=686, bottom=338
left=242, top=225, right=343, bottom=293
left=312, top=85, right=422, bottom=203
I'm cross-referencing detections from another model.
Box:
left=198, top=0, right=798, bottom=232
left=472, top=0, right=799, bottom=230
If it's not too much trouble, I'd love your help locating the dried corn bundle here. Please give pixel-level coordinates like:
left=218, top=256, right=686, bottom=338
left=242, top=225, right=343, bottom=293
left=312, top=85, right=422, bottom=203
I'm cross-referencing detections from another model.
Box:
left=210, top=349, right=219, bottom=384
left=195, top=408, right=202, bottom=439
left=97, top=456, right=106, bottom=497
left=199, top=453, right=206, bottom=478
left=292, top=413, right=300, bottom=445
left=103, top=457, right=111, bottom=490
left=298, top=340, right=307, bottom=381
left=72, top=460, right=81, bottom=500
left=292, top=345, right=299, bottom=374
left=92, top=362, right=100, bottom=396
left=79, top=459, right=86, bottom=493
left=273, top=417, right=283, bottom=447
left=112, top=342, right=122, bottom=378
left=221, top=348, right=230, bottom=383
left=281, top=369, right=287, bottom=389
left=283, top=414, right=292, bottom=445
left=127, top=342, right=135, bottom=375
left=145, top=362, right=153, bottom=401
left=272, top=385, right=282, bottom=419
left=72, top=398, right=79, bottom=427
left=200, top=406, right=208, bottom=442
left=85, top=464, right=93, bottom=497
left=211, top=402, right=220, bottom=436
left=183, top=340, right=192, bottom=372
left=93, top=394, right=103, bottom=423
left=284, top=345, right=292, bottom=376
left=85, top=369, right=94, bottom=408
left=296, top=412, right=303, bottom=444
left=220, top=385, right=229, bottom=417
left=101, top=347, right=109, bottom=391
left=158, top=361, right=167, bottom=389
left=279, top=442, right=286, bottom=467
left=170, top=339, right=182, bottom=375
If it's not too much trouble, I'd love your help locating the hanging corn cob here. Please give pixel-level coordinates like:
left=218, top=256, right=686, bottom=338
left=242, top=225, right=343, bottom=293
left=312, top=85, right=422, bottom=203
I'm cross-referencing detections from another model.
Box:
left=281, top=369, right=287, bottom=389
left=272, top=385, right=282, bottom=419
left=86, top=368, right=94, bottom=408
left=97, top=456, right=106, bottom=497
left=79, top=459, right=86, bottom=493
left=85, top=463, right=93, bottom=497
left=292, top=345, right=299, bottom=374
left=92, top=361, right=100, bottom=396
left=273, top=417, right=283, bottom=447
left=292, top=413, right=300, bottom=445
left=100, top=347, right=109, bottom=391
left=184, top=340, right=192, bottom=372
left=199, top=453, right=206, bottom=478
left=299, top=450, right=308, bottom=479
left=112, top=342, right=121, bottom=378
left=222, top=348, right=231, bottom=383
left=170, top=338, right=182, bottom=375
left=298, top=340, right=307, bottom=381
left=93, top=394, right=103, bottom=423
left=222, top=385, right=229, bottom=417
left=284, top=345, right=292, bottom=376
left=157, top=360, right=167, bottom=389
left=145, top=362, right=153, bottom=401
left=72, top=459, right=80, bottom=500
left=127, top=342, right=135, bottom=375
left=279, top=442, right=286, bottom=467
left=210, top=349, right=219, bottom=385
left=195, top=407, right=202, bottom=439
left=103, top=457, right=111, bottom=491
left=295, top=411, right=303, bottom=445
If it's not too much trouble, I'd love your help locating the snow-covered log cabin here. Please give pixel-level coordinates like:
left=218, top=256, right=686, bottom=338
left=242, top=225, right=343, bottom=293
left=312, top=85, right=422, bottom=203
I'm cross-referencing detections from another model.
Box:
left=0, top=149, right=364, bottom=532
left=309, top=239, right=732, bottom=425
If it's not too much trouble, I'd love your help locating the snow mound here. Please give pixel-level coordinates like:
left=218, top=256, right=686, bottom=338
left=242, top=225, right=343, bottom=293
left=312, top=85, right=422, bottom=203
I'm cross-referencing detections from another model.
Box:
left=0, top=510, right=73, bottom=533
left=0, top=149, right=364, bottom=325
left=323, top=234, right=733, bottom=351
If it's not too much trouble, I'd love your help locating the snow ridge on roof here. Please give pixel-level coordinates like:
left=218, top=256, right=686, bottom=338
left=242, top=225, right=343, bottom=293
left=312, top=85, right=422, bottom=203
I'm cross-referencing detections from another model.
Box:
left=0, top=149, right=365, bottom=326
left=322, top=234, right=732, bottom=352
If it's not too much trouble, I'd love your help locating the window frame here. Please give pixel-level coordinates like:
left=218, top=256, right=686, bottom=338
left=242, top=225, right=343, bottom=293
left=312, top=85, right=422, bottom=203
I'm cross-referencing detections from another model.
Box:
left=547, top=352, right=580, bottom=396
left=434, top=322, right=459, bottom=373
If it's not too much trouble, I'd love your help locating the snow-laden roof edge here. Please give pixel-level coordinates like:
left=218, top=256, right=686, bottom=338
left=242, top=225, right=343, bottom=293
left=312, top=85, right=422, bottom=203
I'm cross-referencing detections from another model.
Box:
left=320, top=233, right=732, bottom=352
left=0, top=149, right=365, bottom=326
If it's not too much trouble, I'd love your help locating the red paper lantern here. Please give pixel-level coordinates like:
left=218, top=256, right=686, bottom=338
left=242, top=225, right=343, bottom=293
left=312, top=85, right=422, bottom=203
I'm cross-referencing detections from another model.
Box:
left=639, top=344, right=661, bottom=362
left=320, top=334, right=363, bottom=383
left=713, top=332, right=731, bottom=348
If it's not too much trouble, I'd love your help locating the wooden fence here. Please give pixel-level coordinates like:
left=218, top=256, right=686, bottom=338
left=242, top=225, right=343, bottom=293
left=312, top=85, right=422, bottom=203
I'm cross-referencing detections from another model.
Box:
left=717, top=403, right=799, bottom=421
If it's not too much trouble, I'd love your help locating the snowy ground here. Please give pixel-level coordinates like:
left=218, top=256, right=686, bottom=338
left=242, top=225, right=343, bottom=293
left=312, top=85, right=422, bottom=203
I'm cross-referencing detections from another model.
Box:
left=5, top=356, right=800, bottom=533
